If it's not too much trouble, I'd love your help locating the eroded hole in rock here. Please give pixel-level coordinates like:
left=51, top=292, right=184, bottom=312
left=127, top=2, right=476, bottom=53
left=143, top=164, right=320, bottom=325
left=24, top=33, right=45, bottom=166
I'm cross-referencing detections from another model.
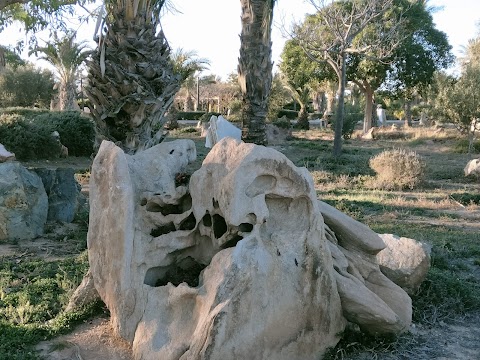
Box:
left=178, top=212, right=196, bottom=231
left=145, top=257, right=207, bottom=288
left=145, top=194, right=192, bottom=215
left=140, top=198, right=147, bottom=206
left=150, top=222, right=176, bottom=237
left=212, top=214, right=227, bottom=239
left=212, top=198, right=219, bottom=209
left=221, top=235, right=243, bottom=249
left=202, top=212, right=212, bottom=227
left=146, top=202, right=162, bottom=212
left=239, top=223, right=253, bottom=233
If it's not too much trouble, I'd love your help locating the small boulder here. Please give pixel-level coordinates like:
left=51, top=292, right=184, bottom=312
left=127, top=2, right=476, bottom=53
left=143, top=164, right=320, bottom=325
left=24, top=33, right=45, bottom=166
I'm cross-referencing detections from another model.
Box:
left=33, top=168, right=83, bottom=223
left=0, top=143, right=15, bottom=162
left=376, top=233, right=431, bottom=294
left=0, top=162, right=48, bottom=241
left=464, top=158, right=480, bottom=177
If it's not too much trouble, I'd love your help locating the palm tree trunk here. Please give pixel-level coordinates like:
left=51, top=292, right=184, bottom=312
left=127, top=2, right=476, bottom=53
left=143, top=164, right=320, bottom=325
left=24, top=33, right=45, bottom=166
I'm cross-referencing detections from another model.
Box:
left=238, top=0, right=275, bottom=145
left=86, top=8, right=181, bottom=154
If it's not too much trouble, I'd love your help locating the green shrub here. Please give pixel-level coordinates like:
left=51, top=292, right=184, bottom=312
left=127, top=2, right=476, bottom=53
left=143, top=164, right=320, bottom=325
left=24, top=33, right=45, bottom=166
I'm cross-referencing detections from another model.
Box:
left=271, top=117, right=292, bottom=129
left=330, top=103, right=362, bottom=139
left=276, top=109, right=298, bottom=119
left=177, top=111, right=207, bottom=120
left=0, top=107, right=50, bottom=120
left=453, top=139, right=480, bottom=153
left=33, top=111, right=95, bottom=157
left=0, top=119, right=60, bottom=160
left=369, top=148, right=426, bottom=190
left=0, top=110, right=95, bottom=160
left=198, top=112, right=221, bottom=123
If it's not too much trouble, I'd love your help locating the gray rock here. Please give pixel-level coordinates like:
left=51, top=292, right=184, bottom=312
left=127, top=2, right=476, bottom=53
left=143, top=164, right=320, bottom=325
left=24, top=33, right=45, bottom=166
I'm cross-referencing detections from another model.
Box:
left=33, top=168, right=82, bottom=223
left=0, top=162, right=48, bottom=241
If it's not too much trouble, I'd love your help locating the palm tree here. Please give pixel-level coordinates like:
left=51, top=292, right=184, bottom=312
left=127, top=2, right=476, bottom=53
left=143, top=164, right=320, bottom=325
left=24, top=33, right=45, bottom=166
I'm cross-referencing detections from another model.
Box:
left=85, top=0, right=181, bottom=154
left=33, top=32, right=90, bottom=111
left=172, top=48, right=210, bottom=111
left=238, top=0, right=276, bottom=145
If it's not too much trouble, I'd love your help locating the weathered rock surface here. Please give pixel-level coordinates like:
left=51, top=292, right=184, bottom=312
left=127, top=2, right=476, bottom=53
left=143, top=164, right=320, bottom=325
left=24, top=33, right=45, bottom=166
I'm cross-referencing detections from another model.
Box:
left=65, top=269, right=100, bottom=312
left=320, top=202, right=412, bottom=335
left=464, top=158, right=480, bottom=177
left=87, top=138, right=416, bottom=359
left=377, top=233, right=431, bottom=294
left=33, top=168, right=83, bottom=223
left=0, top=162, right=48, bottom=241
left=88, top=138, right=345, bottom=360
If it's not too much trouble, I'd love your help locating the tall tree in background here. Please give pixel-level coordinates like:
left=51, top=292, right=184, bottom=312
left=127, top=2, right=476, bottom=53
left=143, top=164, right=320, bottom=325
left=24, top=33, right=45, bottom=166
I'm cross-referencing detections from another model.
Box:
left=85, top=0, right=184, bottom=154
left=384, top=0, right=452, bottom=126
left=294, top=0, right=402, bottom=156
left=238, top=0, right=276, bottom=145
left=279, top=39, right=334, bottom=129
left=32, top=32, right=90, bottom=111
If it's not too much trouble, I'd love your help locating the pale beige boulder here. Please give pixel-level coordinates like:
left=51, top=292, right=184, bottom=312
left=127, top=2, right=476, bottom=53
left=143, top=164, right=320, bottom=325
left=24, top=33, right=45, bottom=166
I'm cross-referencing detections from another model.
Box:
left=318, top=201, right=386, bottom=254
left=322, top=209, right=412, bottom=335
left=88, top=138, right=345, bottom=360
left=464, top=158, right=480, bottom=177
left=377, top=233, right=431, bottom=294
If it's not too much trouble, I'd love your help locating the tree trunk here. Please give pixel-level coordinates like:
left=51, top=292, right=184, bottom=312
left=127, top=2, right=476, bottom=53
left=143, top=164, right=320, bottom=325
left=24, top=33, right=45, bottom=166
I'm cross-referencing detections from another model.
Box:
left=85, top=9, right=180, bottom=154
left=362, top=82, right=374, bottom=133
left=297, top=105, right=309, bottom=130
left=333, top=53, right=346, bottom=157
left=59, top=79, right=78, bottom=111
left=404, top=99, right=412, bottom=127
left=238, top=0, right=274, bottom=146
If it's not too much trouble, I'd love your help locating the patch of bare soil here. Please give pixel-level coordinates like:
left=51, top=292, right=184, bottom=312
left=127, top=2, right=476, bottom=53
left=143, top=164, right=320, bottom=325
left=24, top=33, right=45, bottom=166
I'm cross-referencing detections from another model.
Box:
left=36, top=317, right=133, bottom=360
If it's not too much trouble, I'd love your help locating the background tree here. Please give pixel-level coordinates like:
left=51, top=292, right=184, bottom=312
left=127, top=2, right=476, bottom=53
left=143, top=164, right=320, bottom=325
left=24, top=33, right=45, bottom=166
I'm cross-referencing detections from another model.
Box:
left=32, top=31, right=90, bottom=111
left=238, top=0, right=276, bottom=145
left=0, top=0, right=95, bottom=52
left=172, top=48, right=210, bottom=111
left=383, top=0, right=453, bottom=126
left=85, top=0, right=183, bottom=154
left=279, top=39, right=334, bottom=129
left=0, top=63, right=55, bottom=107
left=294, top=0, right=402, bottom=156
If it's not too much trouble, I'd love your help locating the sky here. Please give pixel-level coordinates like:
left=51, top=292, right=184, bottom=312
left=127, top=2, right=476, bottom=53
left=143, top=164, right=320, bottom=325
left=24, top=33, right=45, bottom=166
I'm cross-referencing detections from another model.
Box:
left=0, top=0, right=479, bottom=80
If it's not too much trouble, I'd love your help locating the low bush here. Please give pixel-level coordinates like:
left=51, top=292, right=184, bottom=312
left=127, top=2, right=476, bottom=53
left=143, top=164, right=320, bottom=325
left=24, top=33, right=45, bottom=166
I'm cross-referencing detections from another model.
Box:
left=369, top=148, right=426, bottom=190
left=0, top=110, right=95, bottom=160
left=34, top=112, right=95, bottom=157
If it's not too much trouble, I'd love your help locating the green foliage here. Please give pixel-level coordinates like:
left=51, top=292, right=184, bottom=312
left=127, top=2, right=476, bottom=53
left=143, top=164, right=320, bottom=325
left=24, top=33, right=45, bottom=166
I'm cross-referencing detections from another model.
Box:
left=0, top=109, right=94, bottom=160
left=450, top=192, right=480, bottom=206
left=198, top=112, right=221, bottom=123
left=0, top=64, right=55, bottom=108
left=330, top=102, right=361, bottom=139
left=32, top=111, right=95, bottom=157
left=276, top=109, right=298, bottom=119
left=0, top=250, right=104, bottom=359
left=271, top=117, right=292, bottom=130
left=369, top=148, right=426, bottom=190
left=177, top=111, right=208, bottom=120
left=453, top=139, right=480, bottom=153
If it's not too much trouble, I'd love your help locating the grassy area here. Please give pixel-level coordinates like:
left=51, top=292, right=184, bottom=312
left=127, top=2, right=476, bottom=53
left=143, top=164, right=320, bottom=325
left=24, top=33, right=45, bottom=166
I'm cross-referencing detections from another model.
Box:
left=1, top=124, right=479, bottom=358
left=0, top=214, right=105, bottom=359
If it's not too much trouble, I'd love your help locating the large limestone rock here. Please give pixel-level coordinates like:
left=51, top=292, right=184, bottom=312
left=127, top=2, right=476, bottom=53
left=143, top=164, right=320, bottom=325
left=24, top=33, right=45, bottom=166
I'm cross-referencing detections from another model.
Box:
left=88, top=138, right=345, bottom=360
left=377, top=233, right=431, bottom=295
left=0, top=162, right=48, bottom=241
left=33, top=168, right=83, bottom=223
